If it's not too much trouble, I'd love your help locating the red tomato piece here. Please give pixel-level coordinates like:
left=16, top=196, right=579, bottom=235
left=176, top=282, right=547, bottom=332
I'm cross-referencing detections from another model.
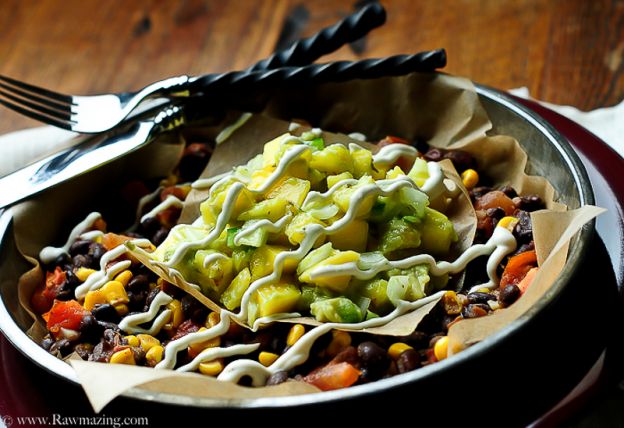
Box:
left=304, top=362, right=361, bottom=391
left=500, top=250, right=538, bottom=289
left=44, top=300, right=89, bottom=338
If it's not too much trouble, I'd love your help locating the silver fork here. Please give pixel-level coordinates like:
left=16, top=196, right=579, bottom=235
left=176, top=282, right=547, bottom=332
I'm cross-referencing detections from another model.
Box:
left=0, top=3, right=385, bottom=134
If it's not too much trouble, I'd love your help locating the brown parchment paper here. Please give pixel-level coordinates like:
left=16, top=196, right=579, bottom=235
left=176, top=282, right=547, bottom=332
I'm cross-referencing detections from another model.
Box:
left=11, top=72, right=600, bottom=411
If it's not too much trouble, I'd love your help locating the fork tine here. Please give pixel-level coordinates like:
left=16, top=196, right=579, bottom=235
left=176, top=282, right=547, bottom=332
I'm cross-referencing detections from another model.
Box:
left=0, top=96, right=72, bottom=131
left=0, top=87, right=72, bottom=122
left=0, top=81, right=72, bottom=113
left=0, top=75, right=73, bottom=104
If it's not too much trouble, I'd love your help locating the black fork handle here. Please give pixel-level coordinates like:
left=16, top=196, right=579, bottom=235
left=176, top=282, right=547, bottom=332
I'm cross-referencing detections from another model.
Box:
left=249, top=3, right=386, bottom=72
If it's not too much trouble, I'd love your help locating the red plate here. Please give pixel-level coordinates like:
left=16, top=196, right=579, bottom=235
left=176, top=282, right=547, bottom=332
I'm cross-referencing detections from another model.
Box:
left=0, top=99, right=622, bottom=426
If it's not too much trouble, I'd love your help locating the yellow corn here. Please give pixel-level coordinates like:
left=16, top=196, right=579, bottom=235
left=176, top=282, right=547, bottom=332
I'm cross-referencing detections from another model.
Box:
left=259, top=351, right=279, bottom=367
left=388, top=342, right=413, bottom=360
left=136, top=334, right=161, bottom=352
left=124, top=335, right=139, bottom=347
left=434, top=336, right=449, bottom=361
left=497, top=216, right=519, bottom=232
left=286, top=324, right=305, bottom=347
left=188, top=327, right=221, bottom=356
left=109, top=348, right=135, bottom=365
left=75, top=267, right=96, bottom=282
left=114, top=303, right=129, bottom=316
left=207, top=312, right=220, bottom=328
left=146, top=345, right=164, bottom=366
left=166, top=299, right=184, bottom=329
left=149, top=282, right=158, bottom=290
left=461, top=169, right=479, bottom=190
left=477, top=287, right=491, bottom=293
left=114, top=270, right=133, bottom=287
left=83, top=290, right=107, bottom=311
left=199, top=360, right=224, bottom=376
left=101, top=280, right=129, bottom=306
left=327, top=330, right=351, bottom=357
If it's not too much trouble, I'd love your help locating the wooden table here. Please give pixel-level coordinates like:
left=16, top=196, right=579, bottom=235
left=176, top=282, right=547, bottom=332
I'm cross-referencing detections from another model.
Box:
left=0, top=1, right=623, bottom=426
left=0, top=0, right=623, bottom=135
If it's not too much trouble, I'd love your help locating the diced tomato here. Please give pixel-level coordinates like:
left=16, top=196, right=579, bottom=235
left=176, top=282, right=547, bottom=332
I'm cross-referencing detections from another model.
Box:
left=101, top=233, right=133, bottom=251
left=474, top=191, right=516, bottom=216
left=517, top=267, right=538, bottom=294
left=156, top=207, right=180, bottom=229
left=161, top=185, right=191, bottom=202
left=500, top=250, right=538, bottom=289
left=377, top=135, right=413, bottom=171
left=30, top=267, right=68, bottom=314
left=171, top=319, right=201, bottom=340
left=44, top=300, right=88, bottom=338
left=303, top=362, right=361, bottom=391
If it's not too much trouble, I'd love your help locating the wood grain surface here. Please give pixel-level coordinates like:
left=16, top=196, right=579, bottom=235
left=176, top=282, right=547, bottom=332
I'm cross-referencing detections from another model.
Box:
left=0, top=0, right=622, bottom=134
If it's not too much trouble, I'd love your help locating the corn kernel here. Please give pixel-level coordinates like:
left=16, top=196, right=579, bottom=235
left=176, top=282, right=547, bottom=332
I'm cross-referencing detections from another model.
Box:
left=114, top=270, right=133, bottom=287
left=434, top=336, right=449, bottom=361
left=461, top=169, right=479, bottom=190
left=207, top=312, right=220, bottom=328
left=188, top=327, right=221, bottom=357
left=388, top=342, right=413, bottom=360
left=477, top=287, right=491, bottom=293
left=199, top=360, right=224, bottom=376
left=327, top=330, right=351, bottom=357
left=259, top=351, right=279, bottom=367
left=114, top=303, right=129, bottom=316
left=286, top=324, right=305, bottom=347
left=149, top=282, right=158, bottom=289
left=497, top=216, right=519, bottom=231
left=83, top=290, right=107, bottom=311
left=124, top=335, right=139, bottom=347
left=101, top=280, right=129, bottom=306
left=109, top=348, right=135, bottom=365
left=146, top=345, right=164, bottom=366
left=75, top=267, right=96, bottom=282
left=166, top=299, right=183, bottom=329
left=136, top=334, right=160, bottom=352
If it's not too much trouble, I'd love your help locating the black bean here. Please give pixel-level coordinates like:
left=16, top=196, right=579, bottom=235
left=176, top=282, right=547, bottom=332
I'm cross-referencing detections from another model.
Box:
left=513, top=210, right=533, bottom=244
left=179, top=143, right=212, bottom=182
left=181, top=294, right=208, bottom=324
left=49, top=338, right=72, bottom=357
left=512, top=195, right=544, bottom=212
left=69, top=240, right=91, bottom=256
left=140, top=216, right=161, bottom=236
left=54, top=281, right=74, bottom=301
left=513, top=241, right=535, bottom=256
left=41, top=336, right=55, bottom=351
left=52, top=254, right=71, bottom=270
left=462, top=304, right=490, bottom=318
left=486, top=207, right=505, bottom=221
left=88, top=242, right=106, bottom=266
left=470, top=186, right=493, bottom=201
left=96, top=321, right=120, bottom=332
left=72, top=254, right=93, bottom=269
left=66, top=270, right=81, bottom=288
left=128, top=274, right=149, bottom=292
left=144, top=287, right=161, bottom=311
left=423, top=148, right=444, bottom=162
left=467, top=292, right=496, bottom=305
left=131, top=347, right=146, bottom=365
left=79, top=314, right=102, bottom=342
left=333, top=346, right=359, bottom=365
left=127, top=290, right=148, bottom=312
left=397, top=349, right=420, bottom=373
left=442, top=150, right=476, bottom=172
left=92, top=303, right=121, bottom=323
left=74, top=343, right=93, bottom=360
left=397, top=330, right=429, bottom=348
left=499, top=284, right=521, bottom=307
left=357, top=341, right=388, bottom=372
left=499, top=185, right=518, bottom=199
left=152, top=228, right=169, bottom=246
left=266, top=371, right=289, bottom=386
left=413, top=138, right=429, bottom=154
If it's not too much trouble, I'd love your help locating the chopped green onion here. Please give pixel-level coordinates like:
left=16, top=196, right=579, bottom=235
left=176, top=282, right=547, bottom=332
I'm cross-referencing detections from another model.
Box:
left=226, top=227, right=239, bottom=249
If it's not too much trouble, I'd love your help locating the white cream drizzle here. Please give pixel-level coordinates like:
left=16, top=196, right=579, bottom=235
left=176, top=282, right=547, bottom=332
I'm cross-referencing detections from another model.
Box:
left=177, top=344, right=260, bottom=372
left=233, top=215, right=291, bottom=246
left=140, top=195, right=184, bottom=223
left=215, top=112, right=252, bottom=145
left=372, top=144, right=419, bottom=169
left=125, top=186, right=163, bottom=233
left=39, top=212, right=102, bottom=264
left=347, top=132, right=367, bottom=141
left=118, top=291, right=173, bottom=335
left=288, top=122, right=302, bottom=132
left=200, top=252, right=230, bottom=269
left=80, top=230, right=104, bottom=241
left=192, top=172, right=232, bottom=190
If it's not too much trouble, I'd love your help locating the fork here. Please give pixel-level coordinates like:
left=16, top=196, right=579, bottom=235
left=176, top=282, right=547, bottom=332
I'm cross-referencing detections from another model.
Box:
left=0, top=3, right=385, bottom=134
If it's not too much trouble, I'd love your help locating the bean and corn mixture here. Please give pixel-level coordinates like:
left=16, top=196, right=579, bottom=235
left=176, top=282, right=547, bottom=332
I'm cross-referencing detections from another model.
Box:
left=31, top=131, right=543, bottom=391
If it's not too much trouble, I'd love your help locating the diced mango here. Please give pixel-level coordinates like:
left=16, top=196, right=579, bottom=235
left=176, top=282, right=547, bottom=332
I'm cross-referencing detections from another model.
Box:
left=420, top=208, right=457, bottom=255
left=326, top=172, right=353, bottom=189
left=285, top=213, right=326, bottom=246
left=386, top=166, right=406, bottom=180
left=298, top=250, right=360, bottom=292
left=262, top=135, right=285, bottom=167
left=248, top=166, right=276, bottom=191
left=249, top=282, right=301, bottom=323
left=332, top=176, right=375, bottom=217
left=249, top=246, right=298, bottom=280
left=221, top=267, right=252, bottom=310
left=83, top=289, right=107, bottom=311
left=351, top=148, right=374, bottom=178
left=266, top=177, right=311, bottom=208
left=237, top=198, right=291, bottom=223
left=329, top=219, right=369, bottom=253
left=200, top=183, right=255, bottom=225
left=309, top=144, right=353, bottom=175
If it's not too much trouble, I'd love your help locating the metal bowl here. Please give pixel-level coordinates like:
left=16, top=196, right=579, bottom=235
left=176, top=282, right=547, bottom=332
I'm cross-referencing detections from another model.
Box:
left=0, top=85, right=599, bottom=424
